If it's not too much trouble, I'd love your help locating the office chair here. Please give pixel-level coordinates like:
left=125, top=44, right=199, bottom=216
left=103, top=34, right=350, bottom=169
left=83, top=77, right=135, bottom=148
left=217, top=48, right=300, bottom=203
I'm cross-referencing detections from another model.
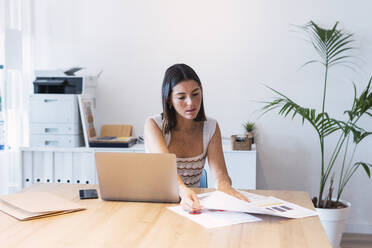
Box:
left=199, top=169, right=208, bottom=188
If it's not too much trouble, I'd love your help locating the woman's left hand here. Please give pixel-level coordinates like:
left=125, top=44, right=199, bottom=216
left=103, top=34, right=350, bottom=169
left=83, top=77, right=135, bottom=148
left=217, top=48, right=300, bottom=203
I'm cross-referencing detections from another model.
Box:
left=218, top=182, right=250, bottom=202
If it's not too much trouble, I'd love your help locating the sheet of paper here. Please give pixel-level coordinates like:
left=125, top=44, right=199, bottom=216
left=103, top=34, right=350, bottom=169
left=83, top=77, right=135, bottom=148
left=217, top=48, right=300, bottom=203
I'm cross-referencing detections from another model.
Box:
left=167, top=206, right=261, bottom=228
left=250, top=196, right=318, bottom=218
left=198, top=191, right=318, bottom=219
left=239, top=191, right=267, bottom=200
left=198, top=191, right=266, bottom=214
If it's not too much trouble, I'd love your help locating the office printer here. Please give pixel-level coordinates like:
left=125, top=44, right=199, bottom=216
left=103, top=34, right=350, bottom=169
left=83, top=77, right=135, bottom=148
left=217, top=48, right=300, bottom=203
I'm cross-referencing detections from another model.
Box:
left=33, top=68, right=100, bottom=95
left=29, top=68, right=100, bottom=147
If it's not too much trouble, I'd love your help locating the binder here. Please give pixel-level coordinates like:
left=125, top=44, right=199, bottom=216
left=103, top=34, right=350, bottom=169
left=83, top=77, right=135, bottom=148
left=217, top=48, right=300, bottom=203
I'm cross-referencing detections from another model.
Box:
left=54, top=152, right=73, bottom=184
left=85, top=153, right=96, bottom=184
left=72, top=152, right=84, bottom=184
left=0, top=191, right=85, bottom=221
left=32, top=151, right=44, bottom=184
left=22, top=151, right=33, bottom=188
left=78, top=152, right=95, bottom=185
left=43, top=152, right=54, bottom=183
left=71, top=152, right=95, bottom=184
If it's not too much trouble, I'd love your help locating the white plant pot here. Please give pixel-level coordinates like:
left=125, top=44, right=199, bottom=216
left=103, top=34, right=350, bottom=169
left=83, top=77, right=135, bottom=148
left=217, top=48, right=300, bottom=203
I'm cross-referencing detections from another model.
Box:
left=316, top=199, right=351, bottom=248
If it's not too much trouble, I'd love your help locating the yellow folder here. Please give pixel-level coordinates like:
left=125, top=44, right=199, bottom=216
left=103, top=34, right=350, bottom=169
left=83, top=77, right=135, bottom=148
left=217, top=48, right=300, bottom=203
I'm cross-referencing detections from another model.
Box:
left=0, top=191, right=86, bottom=221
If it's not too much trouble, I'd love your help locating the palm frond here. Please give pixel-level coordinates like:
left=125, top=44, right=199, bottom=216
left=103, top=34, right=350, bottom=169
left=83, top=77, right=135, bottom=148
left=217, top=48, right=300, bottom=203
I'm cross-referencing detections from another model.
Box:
left=299, top=60, right=322, bottom=69
left=339, top=162, right=372, bottom=197
left=355, top=162, right=372, bottom=178
left=328, top=34, right=353, bottom=58
left=261, top=87, right=343, bottom=138
left=301, top=21, right=354, bottom=69
left=326, top=30, right=343, bottom=51
left=329, top=62, right=357, bottom=72
left=352, top=130, right=372, bottom=144
left=329, top=55, right=353, bottom=66
left=345, top=76, right=372, bottom=120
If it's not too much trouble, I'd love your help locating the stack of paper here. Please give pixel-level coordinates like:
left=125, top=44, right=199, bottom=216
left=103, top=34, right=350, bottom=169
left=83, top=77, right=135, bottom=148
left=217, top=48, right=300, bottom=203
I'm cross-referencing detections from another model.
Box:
left=200, top=191, right=318, bottom=219
left=0, top=191, right=86, bottom=221
left=168, top=206, right=261, bottom=228
left=168, top=191, right=318, bottom=228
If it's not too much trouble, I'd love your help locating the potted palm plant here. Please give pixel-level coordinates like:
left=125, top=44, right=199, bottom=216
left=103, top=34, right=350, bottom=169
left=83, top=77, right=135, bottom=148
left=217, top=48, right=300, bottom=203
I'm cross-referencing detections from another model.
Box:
left=261, top=21, right=372, bottom=247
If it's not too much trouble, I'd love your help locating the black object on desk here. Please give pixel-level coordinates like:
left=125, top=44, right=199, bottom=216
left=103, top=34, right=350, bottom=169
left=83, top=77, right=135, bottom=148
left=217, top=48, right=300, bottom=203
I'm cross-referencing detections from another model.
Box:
left=79, top=189, right=98, bottom=200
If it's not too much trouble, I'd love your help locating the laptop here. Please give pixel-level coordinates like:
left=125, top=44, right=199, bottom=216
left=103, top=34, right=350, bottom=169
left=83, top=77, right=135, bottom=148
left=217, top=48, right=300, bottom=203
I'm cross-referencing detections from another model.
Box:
left=95, top=152, right=180, bottom=203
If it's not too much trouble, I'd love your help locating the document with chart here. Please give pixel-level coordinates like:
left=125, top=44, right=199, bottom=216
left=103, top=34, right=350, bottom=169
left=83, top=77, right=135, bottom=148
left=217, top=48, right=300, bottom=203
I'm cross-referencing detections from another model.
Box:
left=198, top=190, right=318, bottom=219
left=167, top=190, right=317, bottom=228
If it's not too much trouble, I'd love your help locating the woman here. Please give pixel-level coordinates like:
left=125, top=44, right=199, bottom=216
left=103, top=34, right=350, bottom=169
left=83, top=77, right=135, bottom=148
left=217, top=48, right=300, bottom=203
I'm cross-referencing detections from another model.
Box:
left=144, top=64, right=249, bottom=211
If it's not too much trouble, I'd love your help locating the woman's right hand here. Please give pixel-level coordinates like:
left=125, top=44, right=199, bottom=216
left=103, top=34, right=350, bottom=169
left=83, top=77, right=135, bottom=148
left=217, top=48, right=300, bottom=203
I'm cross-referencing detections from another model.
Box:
left=179, top=185, right=202, bottom=212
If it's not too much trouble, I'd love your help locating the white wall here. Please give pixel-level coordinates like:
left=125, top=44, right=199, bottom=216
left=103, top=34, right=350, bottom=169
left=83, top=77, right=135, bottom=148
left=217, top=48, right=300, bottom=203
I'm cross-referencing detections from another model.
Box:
left=31, top=0, right=372, bottom=233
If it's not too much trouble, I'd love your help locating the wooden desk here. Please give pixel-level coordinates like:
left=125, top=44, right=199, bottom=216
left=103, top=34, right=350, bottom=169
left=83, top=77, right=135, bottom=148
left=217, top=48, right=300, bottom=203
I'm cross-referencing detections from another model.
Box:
left=0, top=184, right=331, bottom=248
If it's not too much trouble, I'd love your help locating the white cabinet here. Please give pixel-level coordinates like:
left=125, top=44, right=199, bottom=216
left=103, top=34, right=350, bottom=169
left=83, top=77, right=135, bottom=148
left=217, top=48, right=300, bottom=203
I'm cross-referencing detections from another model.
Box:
left=205, top=144, right=256, bottom=190
left=223, top=151, right=256, bottom=189
left=19, top=144, right=256, bottom=190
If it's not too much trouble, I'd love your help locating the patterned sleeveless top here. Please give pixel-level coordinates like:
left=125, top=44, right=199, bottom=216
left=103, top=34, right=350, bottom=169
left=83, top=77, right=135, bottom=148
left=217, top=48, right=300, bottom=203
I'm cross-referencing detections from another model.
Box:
left=145, top=114, right=217, bottom=187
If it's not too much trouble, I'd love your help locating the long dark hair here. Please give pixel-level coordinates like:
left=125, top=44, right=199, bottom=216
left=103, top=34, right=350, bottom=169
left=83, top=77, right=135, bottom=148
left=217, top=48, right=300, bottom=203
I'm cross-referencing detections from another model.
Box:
left=161, top=64, right=206, bottom=134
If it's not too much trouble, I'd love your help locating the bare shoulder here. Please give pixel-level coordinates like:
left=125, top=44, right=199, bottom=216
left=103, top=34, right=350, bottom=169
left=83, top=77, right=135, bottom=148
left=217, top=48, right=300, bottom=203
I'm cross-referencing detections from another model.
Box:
left=144, top=117, right=161, bottom=132
left=211, top=122, right=222, bottom=140
left=145, top=117, right=156, bottom=126
left=144, top=116, right=168, bottom=153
